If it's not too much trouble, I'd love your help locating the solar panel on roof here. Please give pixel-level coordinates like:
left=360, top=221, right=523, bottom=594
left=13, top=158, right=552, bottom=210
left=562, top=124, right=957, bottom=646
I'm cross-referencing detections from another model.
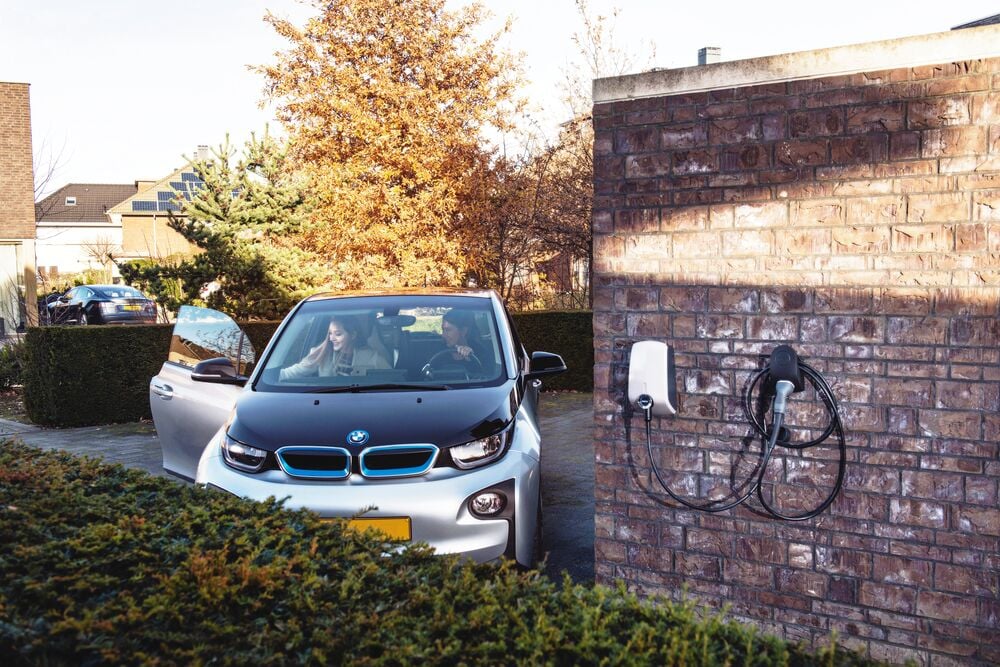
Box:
left=181, top=172, right=201, bottom=182
left=132, top=201, right=157, bottom=212
left=158, top=201, right=180, bottom=212
left=157, top=191, right=173, bottom=201
left=169, top=182, right=186, bottom=190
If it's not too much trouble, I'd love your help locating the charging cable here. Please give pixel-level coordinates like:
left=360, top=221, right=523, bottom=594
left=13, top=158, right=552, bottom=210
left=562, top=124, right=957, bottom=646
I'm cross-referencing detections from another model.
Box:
left=627, top=350, right=846, bottom=521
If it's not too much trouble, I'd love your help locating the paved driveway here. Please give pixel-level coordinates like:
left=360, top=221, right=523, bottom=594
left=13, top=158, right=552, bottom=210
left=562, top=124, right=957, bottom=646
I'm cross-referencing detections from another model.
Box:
left=0, top=392, right=594, bottom=582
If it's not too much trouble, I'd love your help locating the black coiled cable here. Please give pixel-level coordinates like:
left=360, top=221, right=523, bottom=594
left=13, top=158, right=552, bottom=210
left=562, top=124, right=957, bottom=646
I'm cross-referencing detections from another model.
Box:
left=627, top=359, right=846, bottom=521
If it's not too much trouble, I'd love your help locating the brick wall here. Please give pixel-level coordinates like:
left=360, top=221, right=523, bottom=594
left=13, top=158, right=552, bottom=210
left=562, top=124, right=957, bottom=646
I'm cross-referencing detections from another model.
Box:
left=0, top=82, right=35, bottom=239
left=592, top=44, right=999, bottom=665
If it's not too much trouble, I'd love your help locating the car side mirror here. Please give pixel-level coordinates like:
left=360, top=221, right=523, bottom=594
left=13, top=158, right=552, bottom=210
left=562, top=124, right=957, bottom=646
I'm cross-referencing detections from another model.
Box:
left=58, top=296, right=70, bottom=303
left=191, top=357, right=248, bottom=386
left=525, top=351, right=567, bottom=381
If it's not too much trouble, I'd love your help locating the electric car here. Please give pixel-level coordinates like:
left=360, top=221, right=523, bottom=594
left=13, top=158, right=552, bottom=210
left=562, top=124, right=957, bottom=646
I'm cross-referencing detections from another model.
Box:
left=149, top=289, right=566, bottom=566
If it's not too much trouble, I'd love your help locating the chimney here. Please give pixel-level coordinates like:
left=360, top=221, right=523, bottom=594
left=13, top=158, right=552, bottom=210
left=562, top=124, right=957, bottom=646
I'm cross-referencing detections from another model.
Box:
left=698, top=47, right=721, bottom=65
left=195, top=145, right=211, bottom=162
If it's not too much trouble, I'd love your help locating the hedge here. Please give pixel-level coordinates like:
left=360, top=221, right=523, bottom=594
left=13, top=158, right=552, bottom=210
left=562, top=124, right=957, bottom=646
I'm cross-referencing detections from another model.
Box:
left=21, top=312, right=592, bottom=427
left=0, top=441, right=874, bottom=666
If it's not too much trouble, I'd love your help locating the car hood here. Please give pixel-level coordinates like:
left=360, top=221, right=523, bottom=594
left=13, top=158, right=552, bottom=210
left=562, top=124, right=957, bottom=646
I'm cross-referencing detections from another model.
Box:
left=227, top=382, right=519, bottom=452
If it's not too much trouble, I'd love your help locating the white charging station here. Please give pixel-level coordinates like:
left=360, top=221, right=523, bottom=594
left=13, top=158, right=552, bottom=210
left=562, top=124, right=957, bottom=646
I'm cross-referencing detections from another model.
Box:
left=627, top=341, right=677, bottom=416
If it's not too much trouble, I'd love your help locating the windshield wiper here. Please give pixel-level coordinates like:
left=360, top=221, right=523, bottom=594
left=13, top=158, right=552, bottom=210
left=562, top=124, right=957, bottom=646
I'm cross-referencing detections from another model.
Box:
left=307, top=383, right=450, bottom=394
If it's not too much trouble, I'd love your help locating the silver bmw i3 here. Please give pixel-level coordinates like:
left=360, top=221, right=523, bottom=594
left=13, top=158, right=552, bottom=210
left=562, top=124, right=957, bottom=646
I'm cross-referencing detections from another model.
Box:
left=149, top=289, right=566, bottom=566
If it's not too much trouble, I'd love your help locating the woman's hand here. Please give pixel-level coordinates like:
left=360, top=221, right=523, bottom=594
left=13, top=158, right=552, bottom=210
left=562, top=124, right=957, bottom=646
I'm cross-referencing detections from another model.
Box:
left=455, top=345, right=473, bottom=359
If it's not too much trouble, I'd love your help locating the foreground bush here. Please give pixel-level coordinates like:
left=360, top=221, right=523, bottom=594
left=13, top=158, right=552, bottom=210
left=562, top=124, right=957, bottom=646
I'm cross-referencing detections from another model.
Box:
left=0, top=442, right=874, bottom=665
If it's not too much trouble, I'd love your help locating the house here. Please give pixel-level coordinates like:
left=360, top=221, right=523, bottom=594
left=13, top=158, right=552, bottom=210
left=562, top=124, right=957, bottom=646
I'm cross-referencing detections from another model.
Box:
left=34, top=183, right=136, bottom=284
left=0, top=81, right=37, bottom=333
left=105, top=156, right=207, bottom=264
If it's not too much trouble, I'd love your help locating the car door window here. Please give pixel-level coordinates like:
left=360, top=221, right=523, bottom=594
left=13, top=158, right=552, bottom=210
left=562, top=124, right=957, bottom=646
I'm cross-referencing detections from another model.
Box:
left=168, top=306, right=255, bottom=375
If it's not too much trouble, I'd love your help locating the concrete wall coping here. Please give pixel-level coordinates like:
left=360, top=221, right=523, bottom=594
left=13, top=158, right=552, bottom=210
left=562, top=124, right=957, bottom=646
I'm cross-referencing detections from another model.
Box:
left=593, top=24, right=1000, bottom=103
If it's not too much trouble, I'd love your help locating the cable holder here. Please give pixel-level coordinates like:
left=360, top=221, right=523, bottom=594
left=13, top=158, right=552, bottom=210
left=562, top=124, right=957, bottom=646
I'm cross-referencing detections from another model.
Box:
left=625, top=346, right=846, bottom=522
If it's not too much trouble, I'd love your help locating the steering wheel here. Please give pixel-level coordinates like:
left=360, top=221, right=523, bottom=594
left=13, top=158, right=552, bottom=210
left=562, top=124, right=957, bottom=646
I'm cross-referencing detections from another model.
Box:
left=422, top=349, right=482, bottom=379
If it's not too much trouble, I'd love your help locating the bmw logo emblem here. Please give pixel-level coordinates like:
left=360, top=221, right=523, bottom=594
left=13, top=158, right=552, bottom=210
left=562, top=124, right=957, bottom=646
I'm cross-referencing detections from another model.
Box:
left=347, top=429, right=369, bottom=446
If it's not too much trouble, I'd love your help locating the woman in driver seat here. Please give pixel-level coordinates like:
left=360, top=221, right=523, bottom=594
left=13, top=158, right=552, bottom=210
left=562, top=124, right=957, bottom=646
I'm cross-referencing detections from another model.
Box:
left=280, top=315, right=390, bottom=380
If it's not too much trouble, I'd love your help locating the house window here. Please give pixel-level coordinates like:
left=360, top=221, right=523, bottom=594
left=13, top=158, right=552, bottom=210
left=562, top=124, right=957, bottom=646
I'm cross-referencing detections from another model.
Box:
left=65, top=196, right=77, bottom=206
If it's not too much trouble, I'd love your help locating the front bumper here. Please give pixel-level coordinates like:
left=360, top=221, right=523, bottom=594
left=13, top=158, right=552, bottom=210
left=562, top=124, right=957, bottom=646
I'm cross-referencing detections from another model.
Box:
left=196, top=435, right=540, bottom=565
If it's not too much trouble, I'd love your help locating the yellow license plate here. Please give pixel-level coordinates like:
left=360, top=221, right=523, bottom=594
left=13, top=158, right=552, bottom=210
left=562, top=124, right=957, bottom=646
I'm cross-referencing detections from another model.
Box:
left=123, top=305, right=141, bottom=311
left=343, top=517, right=411, bottom=540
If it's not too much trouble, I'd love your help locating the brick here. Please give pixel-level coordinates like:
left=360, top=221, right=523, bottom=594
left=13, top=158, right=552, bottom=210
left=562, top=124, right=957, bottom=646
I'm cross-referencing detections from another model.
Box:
left=791, top=198, right=846, bottom=227
left=846, top=102, right=905, bottom=134
left=922, top=126, right=989, bottom=158
left=830, top=134, right=888, bottom=164
left=872, top=378, right=932, bottom=407
left=901, top=471, right=963, bottom=501
left=614, top=127, right=659, bottom=153
left=721, top=229, right=773, bottom=256
left=956, top=506, right=1000, bottom=536
left=672, top=232, right=720, bottom=258
left=659, top=286, right=707, bottom=312
left=936, top=380, right=998, bottom=411
left=935, top=563, right=997, bottom=596
left=891, top=224, right=953, bottom=253
left=831, top=226, right=890, bottom=254
left=760, top=289, right=812, bottom=313
left=625, top=154, right=671, bottom=178
left=624, top=234, right=671, bottom=260
left=735, top=536, right=785, bottom=564
left=973, top=189, right=1000, bottom=221
left=859, top=582, right=916, bottom=613
left=815, top=547, right=872, bottom=577
left=890, top=497, right=947, bottom=528
left=733, top=202, right=787, bottom=228
left=966, top=475, right=998, bottom=505
left=906, top=192, right=970, bottom=223
left=846, top=195, right=905, bottom=225
left=708, top=117, right=760, bottom=145
left=907, top=96, right=971, bottom=128
left=916, top=591, right=978, bottom=623
left=746, top=316, right=798, bottom=341
left=662, top=206, right=708, bottom=231
left=873, top=555, right=933, bottom=587
left=886, top=316, right=948, bottom=345
left=660, top=123, right=708, bottom=149
left=706, top=287, right=758, bottom=313
left=890, top=131, right=921, bottom=160
left=776, top=139, right=828, bottom=166
left=829, top=316, right=884, bottom=343
left=672, top=149, right=718, bottom=175
left=696, top=314, right=744, bottom=339
left=776, top=568, right=828, bottom=598
left=614, top=209, right=660, bottom=233
left=917, top=410, right=981, bottom=439
left=955, top=222, right=988, bottom=251
left=789, top=109, right=845, bottom=137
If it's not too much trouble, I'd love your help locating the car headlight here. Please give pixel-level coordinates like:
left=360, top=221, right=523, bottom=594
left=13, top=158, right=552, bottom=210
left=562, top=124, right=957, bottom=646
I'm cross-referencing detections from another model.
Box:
left=451, top=428, right=511, bottom=470
left=221, top=432, right=267, bottom=472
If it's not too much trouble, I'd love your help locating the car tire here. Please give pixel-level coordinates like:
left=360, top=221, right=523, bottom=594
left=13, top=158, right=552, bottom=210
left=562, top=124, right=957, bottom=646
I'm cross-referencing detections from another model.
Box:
left=79, top=311, right=88, bottom=325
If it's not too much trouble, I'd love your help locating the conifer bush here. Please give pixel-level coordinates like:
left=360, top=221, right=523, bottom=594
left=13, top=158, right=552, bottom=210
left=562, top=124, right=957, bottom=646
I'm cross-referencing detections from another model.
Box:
left=0, top=442, right=876, bottom=666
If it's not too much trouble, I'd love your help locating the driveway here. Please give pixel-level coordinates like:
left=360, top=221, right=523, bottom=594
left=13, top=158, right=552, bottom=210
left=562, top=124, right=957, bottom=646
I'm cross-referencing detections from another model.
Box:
left=0, top=391, right=594, bottom=582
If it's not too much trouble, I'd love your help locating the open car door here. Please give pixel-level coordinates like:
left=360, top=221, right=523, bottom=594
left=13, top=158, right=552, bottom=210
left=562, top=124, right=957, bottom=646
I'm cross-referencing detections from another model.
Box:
left=149, top=306, right=255, bottom=481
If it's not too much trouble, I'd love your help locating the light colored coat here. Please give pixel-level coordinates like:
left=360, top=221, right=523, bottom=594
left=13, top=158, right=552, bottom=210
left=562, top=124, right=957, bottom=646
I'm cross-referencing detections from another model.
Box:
left=280, top=346, right=390, bottom=381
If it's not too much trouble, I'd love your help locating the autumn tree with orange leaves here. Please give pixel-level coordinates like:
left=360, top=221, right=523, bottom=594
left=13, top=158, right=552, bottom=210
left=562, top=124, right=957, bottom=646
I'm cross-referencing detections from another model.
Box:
left=258, top=0, right=520, bottom=290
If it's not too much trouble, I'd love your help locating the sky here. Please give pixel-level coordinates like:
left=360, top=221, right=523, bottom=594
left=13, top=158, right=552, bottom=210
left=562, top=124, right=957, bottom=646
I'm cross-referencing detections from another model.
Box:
left=2, top=0, right=997, bottom=195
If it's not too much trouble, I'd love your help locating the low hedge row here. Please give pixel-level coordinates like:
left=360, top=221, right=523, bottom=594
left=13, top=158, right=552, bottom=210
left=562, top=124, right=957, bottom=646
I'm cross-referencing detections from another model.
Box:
left=0, top=441, right=873, bottom=666
left=21, top=311, right=592, bottom=427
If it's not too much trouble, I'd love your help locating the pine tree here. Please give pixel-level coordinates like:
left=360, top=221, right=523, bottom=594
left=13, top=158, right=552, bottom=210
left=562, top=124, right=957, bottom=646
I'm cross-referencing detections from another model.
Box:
left=119, top=132, right=331, bottom=320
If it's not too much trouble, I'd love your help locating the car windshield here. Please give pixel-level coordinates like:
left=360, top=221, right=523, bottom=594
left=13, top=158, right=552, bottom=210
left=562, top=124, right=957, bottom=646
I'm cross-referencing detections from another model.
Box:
left=255, top=295, right=507, bottom=392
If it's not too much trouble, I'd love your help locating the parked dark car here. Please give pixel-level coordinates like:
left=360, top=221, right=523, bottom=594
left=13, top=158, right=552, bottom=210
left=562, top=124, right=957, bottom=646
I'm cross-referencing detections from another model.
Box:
left=46, top=285, right=157, bottom=325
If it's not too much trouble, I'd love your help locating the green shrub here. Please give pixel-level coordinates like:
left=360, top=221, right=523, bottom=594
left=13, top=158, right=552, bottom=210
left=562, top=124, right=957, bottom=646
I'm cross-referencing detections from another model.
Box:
left=514, top=310, right=593, bottom=392
left=21, top=324, right=173, bottom=426
left=0, top=442, right=874, bottom=666
left=0, top=341, right=23, bottom=391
